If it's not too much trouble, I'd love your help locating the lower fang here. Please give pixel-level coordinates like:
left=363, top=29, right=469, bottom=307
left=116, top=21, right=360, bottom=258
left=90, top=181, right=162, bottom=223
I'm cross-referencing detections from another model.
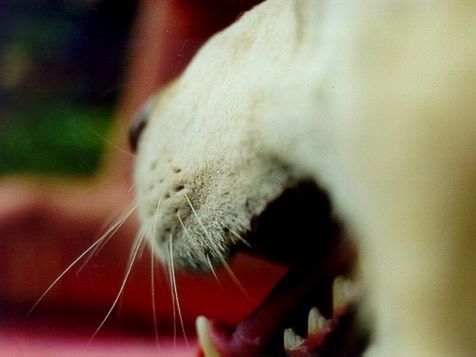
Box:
left=308, top=307, right=327, bottom=336
left=284, top=328, right=304, bottom=351
left=196, top=316, right=220, bottom=357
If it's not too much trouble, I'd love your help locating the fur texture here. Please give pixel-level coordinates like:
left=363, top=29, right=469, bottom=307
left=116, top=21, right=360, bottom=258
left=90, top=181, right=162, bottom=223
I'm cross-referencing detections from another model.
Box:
left=134, top=1, right=476, bottom=355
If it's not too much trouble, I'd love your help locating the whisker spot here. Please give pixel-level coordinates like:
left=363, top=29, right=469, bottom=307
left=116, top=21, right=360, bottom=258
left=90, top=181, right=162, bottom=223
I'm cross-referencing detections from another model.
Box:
left=174, top=184, right=185, bottom=192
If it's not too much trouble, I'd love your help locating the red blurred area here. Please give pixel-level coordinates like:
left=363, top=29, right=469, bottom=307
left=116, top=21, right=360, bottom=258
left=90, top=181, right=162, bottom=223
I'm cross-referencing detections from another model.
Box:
left=0, top=183, right=284, bottom=334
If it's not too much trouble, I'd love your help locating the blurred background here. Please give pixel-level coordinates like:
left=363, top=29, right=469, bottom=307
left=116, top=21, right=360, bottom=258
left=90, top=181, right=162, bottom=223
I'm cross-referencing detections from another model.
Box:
left=0, top=0, right=284, bottom=354
left=0, top=0, right=134, bottom=176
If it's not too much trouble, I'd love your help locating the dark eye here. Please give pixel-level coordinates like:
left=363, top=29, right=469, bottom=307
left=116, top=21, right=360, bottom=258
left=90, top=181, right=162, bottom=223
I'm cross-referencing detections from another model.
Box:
left=129, top=96, right=156, bottom=152
left=129, top=110, right=148, bottom=152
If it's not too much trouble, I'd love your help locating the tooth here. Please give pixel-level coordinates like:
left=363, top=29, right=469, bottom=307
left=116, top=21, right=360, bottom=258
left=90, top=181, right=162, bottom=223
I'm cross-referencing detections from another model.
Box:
left=333, top=276, right=347, bottom=310
left=308, top=307, right=327, bottom=335
left=283, top=328, right=304, bottom=351
left=196, top=316, right=220, bottom=357
left=333, top=276, right=358, bottom=311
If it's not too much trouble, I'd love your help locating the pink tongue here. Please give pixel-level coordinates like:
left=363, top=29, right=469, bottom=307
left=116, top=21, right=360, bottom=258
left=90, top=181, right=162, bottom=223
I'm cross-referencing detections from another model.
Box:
left=207, top=248, right=350, bottom=356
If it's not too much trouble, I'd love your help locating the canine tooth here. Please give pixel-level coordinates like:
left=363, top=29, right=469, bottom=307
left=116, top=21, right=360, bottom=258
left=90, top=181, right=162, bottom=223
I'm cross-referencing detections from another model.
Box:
left=284, top=328, right=304, bottom=351
left=333, top=277, right=346, bottom=309
left=196, top=316, right=220, bottom=357
left=308, top=307, right=327, bottom=335
left=333, top=276, right=358, bottom=310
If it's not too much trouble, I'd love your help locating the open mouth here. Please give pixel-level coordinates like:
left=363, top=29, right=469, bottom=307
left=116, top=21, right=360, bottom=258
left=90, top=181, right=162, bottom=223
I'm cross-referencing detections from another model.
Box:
left=196, top=181, right=370, bottom=356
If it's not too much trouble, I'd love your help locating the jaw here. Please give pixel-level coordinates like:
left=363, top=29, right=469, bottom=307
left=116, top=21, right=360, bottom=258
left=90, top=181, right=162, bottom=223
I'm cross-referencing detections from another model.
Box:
left=192, top=180, right=371, bottom=356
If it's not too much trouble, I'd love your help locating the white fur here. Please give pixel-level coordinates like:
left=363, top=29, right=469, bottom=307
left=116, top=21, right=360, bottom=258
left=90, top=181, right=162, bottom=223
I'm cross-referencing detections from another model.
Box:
left=135, top=1, right=476, bottom=355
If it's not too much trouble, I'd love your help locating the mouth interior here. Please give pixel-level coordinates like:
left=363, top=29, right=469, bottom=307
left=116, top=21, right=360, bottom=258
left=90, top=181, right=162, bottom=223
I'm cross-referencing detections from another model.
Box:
left=197, top=181, right=370, bottom=356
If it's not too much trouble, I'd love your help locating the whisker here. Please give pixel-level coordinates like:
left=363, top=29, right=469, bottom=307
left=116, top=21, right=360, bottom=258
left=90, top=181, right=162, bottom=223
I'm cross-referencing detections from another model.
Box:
left=83, top=123, right=136, bottom=158
left=226, top=226, right=252, bottom=249
left=183, top=193, right=223, bottom=257
left=177, top=211, right=200, bottom=251
left=26, top=205, right=136, bottom=317
left=207, top=255, right=223, bottom=289
left=166, top=238, right=177, bottom=351
left=127, top=183, right=136, bottom=194
left=150, top=191, right=165, bottom=242
left=88, top=230, right=145, bottom=343
left=169, top=235, right=189, bottom=350
left=150, top=194, right=165, bottom=349
left=184, top=194, right=246, bottom=297
left=77, top=204, right=137, bottom=273
left=220, top=257, right=254, bottom=303
left=150, top=243, right=160, bottom=348
left=184, top=194, right=248, bottom=299
left=82, top=175, right=134, bottom=197
left=99, top=194, right=136, bottom=233
left=138, top=236, right=148, bottom=260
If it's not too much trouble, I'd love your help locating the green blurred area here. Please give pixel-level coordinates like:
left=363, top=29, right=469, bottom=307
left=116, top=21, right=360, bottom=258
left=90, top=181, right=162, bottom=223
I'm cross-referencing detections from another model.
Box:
left=0, top=102, right=113, bottom=176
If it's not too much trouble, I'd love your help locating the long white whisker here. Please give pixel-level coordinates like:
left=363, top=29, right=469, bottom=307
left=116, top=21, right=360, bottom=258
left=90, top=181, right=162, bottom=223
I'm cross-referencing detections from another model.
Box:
left=127, top=183, right=136, bottom=194
left=150, top=243, right=159, bottom=348
left=27, top=236, right=106, bottom=317
left=225, top=225, right=252, bottom=249
left=177, top=211, right=200, bottom=251
left=77, top=205, right=137, bottom=273
left=83, top=123, right=136, bottom=158
left=166, top=239, right=177, bottom=351
left=220, top=257, right=254, bottom=303
left=26, top=205, right=136, bottom=317
left=98, top=200, right=134, bottom=234
left=184, top=194, right=248, bottom=300
left=183, top=194, right=248, bottom=297
left=150, top=194, right=164, bottom=349
left=183, top=193, right=213, bottom=243
left=82, top=175, right=134, bottom=197
left=183, top=193, right=223, bottom=257
left=207, top=255, right=223, bottom=289
left=168, top=235, right=189, bottom=350
left=88, top=230, right=144, bottom=343
left=138, top=236, right=148, bottom=260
